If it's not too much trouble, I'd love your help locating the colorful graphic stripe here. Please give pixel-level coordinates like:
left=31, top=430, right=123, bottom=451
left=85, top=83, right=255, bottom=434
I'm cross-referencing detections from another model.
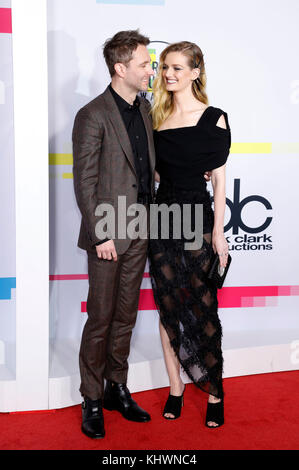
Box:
left=0, top=277, right=16, bottom=300
left=79, top=284, right=299, bottom=312
left=0, top=8, right=12, bottom=34
left=49, top=275, right=299, bottom=312
left=217, top=285, right=299, bottom=308
left=231, top=143, right=271, bottom=154
left=49, top=143, right=299, bottom=172
left=49, top=153, right=73, bottom=165
left=50, top=274, right=88, bottom=281
left=231, top=143, right=299, bottom=153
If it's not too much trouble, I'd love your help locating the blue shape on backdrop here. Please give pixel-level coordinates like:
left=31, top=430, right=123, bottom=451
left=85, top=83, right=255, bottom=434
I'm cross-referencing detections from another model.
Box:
left=96, top=0, right=165, bottom=5
left=0, top=278, right=16, bottom=300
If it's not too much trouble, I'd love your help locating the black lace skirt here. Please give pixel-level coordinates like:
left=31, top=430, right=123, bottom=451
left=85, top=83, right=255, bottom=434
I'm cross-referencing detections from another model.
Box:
left=148, top=178, right=224, bottom=399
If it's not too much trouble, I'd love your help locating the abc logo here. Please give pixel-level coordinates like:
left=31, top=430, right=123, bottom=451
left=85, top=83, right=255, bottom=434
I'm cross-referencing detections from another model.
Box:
left=212, top=179, right=273, bottom=235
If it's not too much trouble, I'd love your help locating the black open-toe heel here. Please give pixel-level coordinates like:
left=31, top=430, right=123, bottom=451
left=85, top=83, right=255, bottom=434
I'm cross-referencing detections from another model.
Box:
left=163, top=385, right=185, bottom=420
left=205, top=399, right=224, bottom=428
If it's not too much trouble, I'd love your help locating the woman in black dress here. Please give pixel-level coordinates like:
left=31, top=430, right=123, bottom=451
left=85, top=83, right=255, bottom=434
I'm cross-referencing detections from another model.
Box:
left=148, top=41, right=231, bottom=428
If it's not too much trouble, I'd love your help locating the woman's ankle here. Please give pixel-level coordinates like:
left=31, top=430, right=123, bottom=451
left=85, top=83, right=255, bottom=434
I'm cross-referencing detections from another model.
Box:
left=169, top=379, right=185, bottom=396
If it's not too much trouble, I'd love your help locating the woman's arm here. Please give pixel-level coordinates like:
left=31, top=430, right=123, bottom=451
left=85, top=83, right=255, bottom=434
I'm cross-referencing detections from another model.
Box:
left=211, top=164, right=229, bottom=267
left=211, top=165, right=226, bottom=235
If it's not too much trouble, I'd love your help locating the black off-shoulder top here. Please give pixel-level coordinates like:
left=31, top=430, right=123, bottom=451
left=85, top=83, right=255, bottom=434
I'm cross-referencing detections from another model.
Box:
left=154, top=106, right=231, bottom=191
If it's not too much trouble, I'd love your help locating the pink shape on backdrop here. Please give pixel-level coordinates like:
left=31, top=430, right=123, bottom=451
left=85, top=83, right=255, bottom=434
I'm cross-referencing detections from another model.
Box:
left=265, top=296, right=278, bottom=307
left=0, top=8, right=12, bottom=34
left=278, top=286, right=291, bottom=296
left=48, top=277, right=298, bottom=312
left=50, top=274, right=88, bottom=281
left=240, top=297, right=254, bottom=308
left=253, top=296, right=266, bottom=307
left=290, top=285, right=299, bottom=295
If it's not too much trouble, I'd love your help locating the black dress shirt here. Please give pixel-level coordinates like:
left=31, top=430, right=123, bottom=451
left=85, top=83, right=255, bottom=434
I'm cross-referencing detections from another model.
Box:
left=108, top=84, right=151, bottom=194
left=95, top=84, right=151, bottom=246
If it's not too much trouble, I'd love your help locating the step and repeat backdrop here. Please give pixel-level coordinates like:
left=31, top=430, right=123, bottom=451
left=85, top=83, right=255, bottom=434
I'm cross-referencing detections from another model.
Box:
left=1, top=0, right=299, bottom=408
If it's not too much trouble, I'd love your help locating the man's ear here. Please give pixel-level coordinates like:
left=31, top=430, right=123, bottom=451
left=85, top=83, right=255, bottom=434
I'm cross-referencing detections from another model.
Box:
left=114, top=62, right=126, bottom=78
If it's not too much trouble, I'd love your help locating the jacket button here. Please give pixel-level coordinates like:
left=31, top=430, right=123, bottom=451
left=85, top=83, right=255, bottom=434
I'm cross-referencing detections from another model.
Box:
left=132, top=184, right=137, bottom=188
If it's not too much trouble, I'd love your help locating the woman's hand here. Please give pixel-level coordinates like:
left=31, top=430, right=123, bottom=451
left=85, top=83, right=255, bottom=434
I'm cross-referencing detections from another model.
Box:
left=212, top=231, right=229, bottom=268
left=204, top=170, right=212, bottom=181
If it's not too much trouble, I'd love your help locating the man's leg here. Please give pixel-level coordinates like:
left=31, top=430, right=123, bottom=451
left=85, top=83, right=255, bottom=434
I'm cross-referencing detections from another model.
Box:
left=104, top=236, right=148, bottom=384
left=102, top=203, right=151, bottom=421
left=102, top=234, right=151, bottom=422
left=79, top=250, right=121, bottom=400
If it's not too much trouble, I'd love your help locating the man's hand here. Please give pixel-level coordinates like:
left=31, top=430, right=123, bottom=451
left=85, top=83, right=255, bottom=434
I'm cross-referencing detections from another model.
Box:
left=96, top=240, right=117, bottom=261
left=204, top=171, right=212, bottom=181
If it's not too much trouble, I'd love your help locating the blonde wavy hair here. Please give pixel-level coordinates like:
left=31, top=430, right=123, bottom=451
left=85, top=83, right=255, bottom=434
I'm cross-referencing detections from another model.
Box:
left=150, top=41, right=208, bottom=130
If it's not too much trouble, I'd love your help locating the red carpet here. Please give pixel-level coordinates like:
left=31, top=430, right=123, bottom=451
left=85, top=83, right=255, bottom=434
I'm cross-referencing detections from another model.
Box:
left=1, top=371, right=298, bottom=450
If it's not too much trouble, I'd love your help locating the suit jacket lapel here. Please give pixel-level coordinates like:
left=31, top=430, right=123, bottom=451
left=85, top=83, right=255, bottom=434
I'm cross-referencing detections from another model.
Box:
left=139, top=98, right=155, bottom=176
left=102, top=87, right=137, bottom=178
left=102, top=86, right=156, bottom=185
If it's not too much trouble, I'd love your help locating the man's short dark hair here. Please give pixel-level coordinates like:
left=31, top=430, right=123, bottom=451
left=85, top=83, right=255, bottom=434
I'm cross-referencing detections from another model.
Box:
left=103, top=29, right=150, bottom=77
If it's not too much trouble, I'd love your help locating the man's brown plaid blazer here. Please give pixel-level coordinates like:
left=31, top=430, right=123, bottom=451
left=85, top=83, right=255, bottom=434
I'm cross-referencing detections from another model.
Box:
left=72, top=85, right=156, bottom=255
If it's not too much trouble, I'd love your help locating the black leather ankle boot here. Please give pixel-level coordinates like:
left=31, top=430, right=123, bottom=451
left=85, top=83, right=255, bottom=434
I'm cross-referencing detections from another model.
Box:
left=103, top=380, right=150, bottom=422
left=81, top=396, right=105, bottom=439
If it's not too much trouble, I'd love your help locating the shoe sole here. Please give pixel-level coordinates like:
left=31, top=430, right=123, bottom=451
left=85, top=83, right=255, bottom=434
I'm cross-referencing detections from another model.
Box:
left=81, top=426, right=105, bottom=439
